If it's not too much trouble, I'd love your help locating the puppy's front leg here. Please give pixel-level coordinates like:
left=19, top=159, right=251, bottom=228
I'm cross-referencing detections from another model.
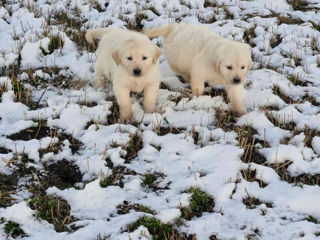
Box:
left=226, top=84, right=247, bottom=115
left=143, top=83, right=159, bottom=113
left=190, top=73, right=205, bottom=96
left=113, top=86, right=133, bottom=121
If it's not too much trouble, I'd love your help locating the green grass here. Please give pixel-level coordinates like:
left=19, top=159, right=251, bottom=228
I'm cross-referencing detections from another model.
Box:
left=181, top=187, right=214, bottom=220
left=4, top=221, right=26, bottom=238
left=28, top=191, right=72, bottom=232
left=127, top=216, right=172, bottom=240
left=142, top=173, right=158, bottom=187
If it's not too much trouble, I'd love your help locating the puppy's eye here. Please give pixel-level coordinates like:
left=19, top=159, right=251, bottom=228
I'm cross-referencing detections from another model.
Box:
left=142, top=56, right=148, bottom=60
left=127, top=57, right=132, bottom=61
left=227, top=66, right=233, bottom=70
left=241, top=66, right=245, bottom=69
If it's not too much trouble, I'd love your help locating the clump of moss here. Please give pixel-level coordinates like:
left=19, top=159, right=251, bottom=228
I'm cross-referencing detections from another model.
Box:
left=181, top=187, right=214, bottom=220
left=4, top=221, right=26, bottom=238
left=127, top=216, right=172, bottom=240
left=142, top=173, right=158, bottom=187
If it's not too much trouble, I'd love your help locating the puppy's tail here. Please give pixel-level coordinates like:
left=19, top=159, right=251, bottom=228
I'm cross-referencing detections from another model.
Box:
left=85, top=28, right=109, bottom=44
left=144, top=25, right=172, bottom=38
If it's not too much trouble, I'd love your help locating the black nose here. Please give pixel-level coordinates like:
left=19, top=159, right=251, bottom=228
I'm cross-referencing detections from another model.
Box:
left=133, top=68, right=141, bottom=76
left=233, top=77, right=241, bottom=83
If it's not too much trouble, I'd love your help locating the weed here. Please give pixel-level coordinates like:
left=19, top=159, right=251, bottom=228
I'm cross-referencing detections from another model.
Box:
left=181, top=187, right=214, bottom=220
left=286, top=0, right=309, bottom=11
left=142, top=173, right=158, bottom=187
left=127, top=216, right=193, bottom=239
left=29, top=190, right=73, bottom=232
left=124, top=132, right=143, bottom=163
left=241, top=169, right=267, bottom=188
left=0, top=174, right=17, bottom=207
left=242, top=196, right=272, bottom=209
left=204, top=0, right=218, bottom=8
left=40, top=35, right=64, bottom=55
left=306, top=215, right=318, bottom=224
left=117, top=201, right=155, bottom=215
left=4, top=221, right=26, bottom=238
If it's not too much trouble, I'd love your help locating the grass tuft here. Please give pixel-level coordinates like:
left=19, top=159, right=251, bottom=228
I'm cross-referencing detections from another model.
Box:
left=4, top=221, right=26, bottom=238
left=181, top=187, right=214, bottom=220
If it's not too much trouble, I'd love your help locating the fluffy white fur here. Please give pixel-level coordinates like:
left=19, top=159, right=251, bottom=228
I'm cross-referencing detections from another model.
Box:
left=144, top=23, right=252, bottom=115
left=86, top=28, right=161, bottom=121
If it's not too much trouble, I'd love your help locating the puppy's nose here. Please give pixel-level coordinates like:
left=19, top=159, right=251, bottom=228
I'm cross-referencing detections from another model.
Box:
left=133, top=68, right=141, bottom=76
left=233, top=77, right=241, bottom=84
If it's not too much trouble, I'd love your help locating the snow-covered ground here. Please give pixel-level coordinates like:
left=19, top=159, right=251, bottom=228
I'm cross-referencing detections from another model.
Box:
left=1, top=0, right=320, bottom=239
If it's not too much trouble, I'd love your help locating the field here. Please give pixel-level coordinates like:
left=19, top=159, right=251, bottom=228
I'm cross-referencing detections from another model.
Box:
left=1, top=0, right=320, bottom=239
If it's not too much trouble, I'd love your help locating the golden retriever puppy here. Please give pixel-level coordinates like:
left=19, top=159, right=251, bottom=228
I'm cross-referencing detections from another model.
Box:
left=86, top=28, right=161, bottom=121
left=144, top=23, right=252, bottom=115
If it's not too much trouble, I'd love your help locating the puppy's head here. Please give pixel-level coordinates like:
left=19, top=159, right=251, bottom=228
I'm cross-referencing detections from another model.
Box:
left=213, top=42, right=252, bottom=85
left=112, top=39, right=161, bottom=78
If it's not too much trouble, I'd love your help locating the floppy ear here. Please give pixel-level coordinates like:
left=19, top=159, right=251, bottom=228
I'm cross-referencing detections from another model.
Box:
left=152, top=46, right=161, bottom=64
left=212, top=55, right=222, bottom=73
left=112, top=51, right=121, bottom=65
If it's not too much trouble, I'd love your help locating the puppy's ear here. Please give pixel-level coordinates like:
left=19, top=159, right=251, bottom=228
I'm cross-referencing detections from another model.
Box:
left=212, top=56, right=222, bottom=73
left=152, top=46, right=161, bottom=64
left=112, top=51, right=121, bottom=65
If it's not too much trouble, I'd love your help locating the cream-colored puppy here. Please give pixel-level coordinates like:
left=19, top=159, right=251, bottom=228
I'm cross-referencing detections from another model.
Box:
left=144, top=23, right=252, bottom=115
left=86, top=28, right=161, bottom=121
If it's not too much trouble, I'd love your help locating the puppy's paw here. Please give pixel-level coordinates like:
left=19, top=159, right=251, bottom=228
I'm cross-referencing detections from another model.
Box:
left=234, top=108, right=247, bottom=116
left=119, top=111, right=133, bottom=123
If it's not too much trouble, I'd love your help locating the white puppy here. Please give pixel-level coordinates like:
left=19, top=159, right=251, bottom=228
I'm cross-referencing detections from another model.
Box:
left=144, top=23, right=252, bottom=115
left=86, top=28, right=161, bottom=121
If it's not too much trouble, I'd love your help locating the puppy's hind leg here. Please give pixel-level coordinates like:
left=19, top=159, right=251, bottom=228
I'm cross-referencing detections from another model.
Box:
left=143, top=83, right=159, bottom=113
left=93, top=66, right=104, bottom=89
left=226, top=84, right=247, bottom=115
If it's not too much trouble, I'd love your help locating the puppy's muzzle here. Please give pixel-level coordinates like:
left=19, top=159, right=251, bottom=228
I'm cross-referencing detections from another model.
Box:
left=133, top=68, right=141, bottom=76
left=233, top=77, right=241, bottom=84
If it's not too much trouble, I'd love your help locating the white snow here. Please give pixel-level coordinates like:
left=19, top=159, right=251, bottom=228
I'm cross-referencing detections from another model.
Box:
left=1, top=0, right=320, bottom=239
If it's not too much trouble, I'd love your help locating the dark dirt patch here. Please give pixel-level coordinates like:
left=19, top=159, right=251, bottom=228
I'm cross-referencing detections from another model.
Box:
left=8, top=126, right=53, bottom=141
left=241, top=147, right=267, bottom=165
left=45, top=159, right=83, bottom=190
left=59, top=133, right=83, bottom=154
left=102, top=158, right=137, bottom=188
left=243, top=196, right=273, bottom=209
left=106, top=99, right=120, bottom=125
left=155, top=126, right=184, bottom=136
left=0, top=147, right=11, bottom=154
left=270, top=161, right=320, bottom=186
left=0, top=173, right=18, bottom=207
left=124, top=132, right=143, bottom=163
left=207, top=87, right=228, bottom=103
left=241, top=169, right=267, bottom=188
